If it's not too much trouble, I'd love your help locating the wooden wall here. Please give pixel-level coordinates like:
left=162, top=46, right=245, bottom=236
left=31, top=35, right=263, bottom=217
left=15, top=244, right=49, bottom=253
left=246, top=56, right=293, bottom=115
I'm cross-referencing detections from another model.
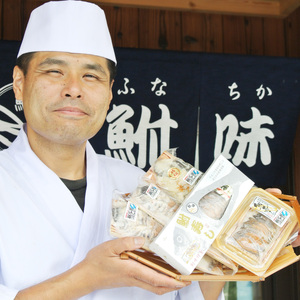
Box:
left=0, top=1, right=300, bottom=298
left=0, top=0, right=299, bottom=199
left=1, top=1, right=300, bottom=56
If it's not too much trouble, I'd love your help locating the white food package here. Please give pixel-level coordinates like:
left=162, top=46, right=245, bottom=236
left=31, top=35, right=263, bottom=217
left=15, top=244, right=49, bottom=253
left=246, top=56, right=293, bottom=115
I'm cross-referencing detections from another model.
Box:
left=149, top=155, right=254, bottom=275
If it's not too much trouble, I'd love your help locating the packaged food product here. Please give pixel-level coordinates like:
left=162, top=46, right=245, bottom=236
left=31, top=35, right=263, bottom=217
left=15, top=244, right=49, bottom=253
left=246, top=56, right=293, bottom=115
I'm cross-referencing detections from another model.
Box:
left=110, top=191, right=163, bottom=250
left=128, top=181, right=180, bottom=226
left=214, top=188, right=298, bottom=276
left=206, top=245, right=238, bottom=274
left=198, top=185, right=233, bottom=220
left=195, top=254, right=224, bottom=275
left=149, top=155, right=254, bottom=275
left=144, top=150, right=202, bottom=203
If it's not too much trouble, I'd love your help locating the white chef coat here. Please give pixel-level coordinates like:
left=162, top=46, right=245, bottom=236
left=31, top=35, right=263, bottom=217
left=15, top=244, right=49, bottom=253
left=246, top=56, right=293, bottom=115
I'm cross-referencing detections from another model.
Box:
left=0, top=125, right=224, bottom=300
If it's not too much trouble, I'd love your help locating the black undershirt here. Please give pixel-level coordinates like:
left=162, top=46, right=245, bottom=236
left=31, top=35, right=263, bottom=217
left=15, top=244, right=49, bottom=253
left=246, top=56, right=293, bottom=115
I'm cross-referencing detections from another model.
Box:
left=60, top=177, right=87, bottom=211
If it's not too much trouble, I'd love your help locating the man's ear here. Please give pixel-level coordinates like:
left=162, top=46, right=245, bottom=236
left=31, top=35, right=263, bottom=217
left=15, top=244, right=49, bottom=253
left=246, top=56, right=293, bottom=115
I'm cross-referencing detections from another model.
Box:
left=13, top=66, right=25, bottom=101
left=109, top=79, right=114, bottom=101
left=106, top=80, right=114, bottom=112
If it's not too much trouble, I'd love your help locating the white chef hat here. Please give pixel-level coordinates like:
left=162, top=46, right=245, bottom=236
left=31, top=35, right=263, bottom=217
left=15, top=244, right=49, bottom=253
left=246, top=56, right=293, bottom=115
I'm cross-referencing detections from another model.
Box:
left=17, top=0, right=116, bottom=64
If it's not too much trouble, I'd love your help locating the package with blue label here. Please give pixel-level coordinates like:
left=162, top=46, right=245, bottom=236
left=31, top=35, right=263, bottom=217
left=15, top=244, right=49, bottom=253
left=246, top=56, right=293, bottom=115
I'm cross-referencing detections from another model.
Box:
left=110, top=191, right=163, bottom=251
left=143, top=150, right=203, bottom=203
left=149, top=155, right=254, bottom=275
left=129, top=181, right=180, bottom=226
left=214, top=188, right=298, bottom=276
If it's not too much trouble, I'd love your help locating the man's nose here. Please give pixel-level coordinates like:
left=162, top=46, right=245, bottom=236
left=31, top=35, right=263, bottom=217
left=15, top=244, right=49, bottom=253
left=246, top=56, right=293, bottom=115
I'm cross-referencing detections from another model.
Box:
left=62, top=76, right=82, bottom=99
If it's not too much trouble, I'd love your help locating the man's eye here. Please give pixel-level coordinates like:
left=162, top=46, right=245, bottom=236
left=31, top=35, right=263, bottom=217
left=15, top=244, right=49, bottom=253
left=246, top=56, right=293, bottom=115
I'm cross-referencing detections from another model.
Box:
left=46, top=70, right=62, bottom=75
left=84, top=74, right=98, bottom=79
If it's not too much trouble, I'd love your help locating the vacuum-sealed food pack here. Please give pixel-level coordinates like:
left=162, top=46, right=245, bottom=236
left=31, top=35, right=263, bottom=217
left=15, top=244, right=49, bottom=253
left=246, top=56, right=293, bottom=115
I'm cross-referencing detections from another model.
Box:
left=195, top=254, right=224, bottom=275
left=149, top=155, right=254, bottom=275
left=206, top=245, right=238, bottom=274
left=214, top=188, right=298, bottom=276
left=129, top=181, right=180, bottom=226
left=198, top=185, right=233, bottom=220
left=144, top=150, right=202, bottom=203
left=110, top=191, right=163, bottom=250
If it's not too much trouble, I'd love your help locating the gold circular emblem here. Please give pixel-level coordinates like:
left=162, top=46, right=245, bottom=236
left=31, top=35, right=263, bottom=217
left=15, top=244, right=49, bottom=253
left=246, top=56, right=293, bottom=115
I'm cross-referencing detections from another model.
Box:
left=168, top=167, right=180, bottom=179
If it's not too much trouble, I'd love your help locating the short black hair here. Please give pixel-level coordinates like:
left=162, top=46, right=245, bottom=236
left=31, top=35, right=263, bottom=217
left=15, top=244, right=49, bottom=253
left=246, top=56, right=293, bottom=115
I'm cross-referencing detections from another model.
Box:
left=16, top=52, right=117, bottom=83
left=107, top=58, right=117, bottom=82
left=15, top=52, right=36, bottom=76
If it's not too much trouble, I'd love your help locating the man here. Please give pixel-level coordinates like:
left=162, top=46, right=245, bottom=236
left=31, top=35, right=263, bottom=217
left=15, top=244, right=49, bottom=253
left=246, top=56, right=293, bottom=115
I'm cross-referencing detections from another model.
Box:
left=0, top=1, right=225, bottom=299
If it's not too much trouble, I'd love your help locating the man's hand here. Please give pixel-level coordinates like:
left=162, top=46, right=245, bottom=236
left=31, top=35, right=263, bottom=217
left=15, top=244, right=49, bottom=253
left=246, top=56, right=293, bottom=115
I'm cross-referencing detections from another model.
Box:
left=265, top=188, right=300, bottom=248
left=81, top=236, right=190, bottom=294
left=265, top=187, right=282, bottom=195
left=291, top=235, right=300, bottom=247
left=16, top=237, right=190, bottom=300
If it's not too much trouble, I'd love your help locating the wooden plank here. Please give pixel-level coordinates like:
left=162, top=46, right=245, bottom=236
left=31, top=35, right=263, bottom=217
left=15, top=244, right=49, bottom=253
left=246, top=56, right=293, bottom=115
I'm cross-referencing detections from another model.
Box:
left=102, top=6, right=139, bottom=48
left=159, top=9, right=182, bottom=50
left=263, top=18, right=286, bottom=56
left=244, top=17, right=264, bottom=55
left=121, top=247, right=299, bottom=282
left=95, top=0, right=300, bottom=17
left=181, top=12, right=223, bottom=53
left=293, top=118, right=300, bottom=201
left=0, top=0, right=3, bottom=39
left=137, top=9, right=159, bottom=49
left=280, top=0, right=300, bottom=16
left=138, top=9, right=161, bottom=50
left=284, top=6, right=300, bottom=58
left=138, top=8, right=181, bottom=50
left=3, top=0, right=23, bottom=40
left=181, top=11, right=206, bottom=52
left=222, top=15, right=247, bottom=55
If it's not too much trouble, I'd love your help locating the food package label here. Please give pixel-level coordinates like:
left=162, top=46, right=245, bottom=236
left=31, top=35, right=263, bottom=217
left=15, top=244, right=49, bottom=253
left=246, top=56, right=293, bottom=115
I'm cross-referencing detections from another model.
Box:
left=143, top=150, right=203, bottom=203
left=214, top=188, right=298, bottom=275
left=250, top=196, right=290, bottom=228
left=149, top=155, right=254, bottom=275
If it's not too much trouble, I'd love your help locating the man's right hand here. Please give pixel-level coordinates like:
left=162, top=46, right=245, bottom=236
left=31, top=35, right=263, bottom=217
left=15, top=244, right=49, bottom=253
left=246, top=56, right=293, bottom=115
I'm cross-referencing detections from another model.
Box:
left=16, top=237, right=190, bottom=300
left=81, top=236, right=190, bottom=294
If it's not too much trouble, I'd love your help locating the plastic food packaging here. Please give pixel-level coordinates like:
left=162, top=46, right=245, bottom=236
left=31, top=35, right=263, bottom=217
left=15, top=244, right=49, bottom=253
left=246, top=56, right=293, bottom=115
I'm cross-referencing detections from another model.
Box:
left=195, top=254, right=224, bottom=275
left=206, top=245, right=239, bottom=274
left=144, top=150, right=202, bottom=203
left=110, top=191, right=163, bottom=250
left=198, top=185, right=233, bottom=220
left=110, top=150, right=300, bottom=280
left=214, top=188, right=298, bottom=276
left=149, top=155, right=254, bottom=275
left=128, top=181, right=180, bottom=226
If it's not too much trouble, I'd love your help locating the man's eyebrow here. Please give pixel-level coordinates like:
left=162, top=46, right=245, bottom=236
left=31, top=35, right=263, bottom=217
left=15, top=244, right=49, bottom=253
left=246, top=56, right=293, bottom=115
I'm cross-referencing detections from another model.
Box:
left=38, top=59, right=107, bottom=75
left=84, top=63, right=107, bottom=75
left=39, top=57, right=107, bottom=75
left=38, top=58, right=67, bottom=67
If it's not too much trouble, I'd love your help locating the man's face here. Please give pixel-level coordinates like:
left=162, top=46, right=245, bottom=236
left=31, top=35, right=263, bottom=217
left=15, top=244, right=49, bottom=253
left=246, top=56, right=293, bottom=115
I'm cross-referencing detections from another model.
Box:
left=13, top=51, right=113, bottom=148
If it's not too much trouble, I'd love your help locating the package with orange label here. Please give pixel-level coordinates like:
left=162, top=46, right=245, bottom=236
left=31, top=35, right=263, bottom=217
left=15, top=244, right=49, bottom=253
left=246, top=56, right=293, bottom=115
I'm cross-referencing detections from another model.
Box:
left=143, top=150, right=202, bottom=203
left=149, top=155, right=254, bottom=275
left=214, top=188, right=298, bottom=276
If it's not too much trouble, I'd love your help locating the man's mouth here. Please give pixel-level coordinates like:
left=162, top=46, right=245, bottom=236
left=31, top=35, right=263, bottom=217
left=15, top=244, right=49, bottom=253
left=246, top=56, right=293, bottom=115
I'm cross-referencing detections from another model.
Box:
left=54, top=106, right=87, bottom=117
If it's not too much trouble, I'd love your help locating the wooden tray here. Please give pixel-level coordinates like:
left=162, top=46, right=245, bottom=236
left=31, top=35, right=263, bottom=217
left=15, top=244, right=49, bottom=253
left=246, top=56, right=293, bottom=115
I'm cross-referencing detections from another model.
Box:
left=120, top=193, right=300, bottom=282
left=270, top=193, right=300, bottom=225
left=121, top=245, right=299, bottom=282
